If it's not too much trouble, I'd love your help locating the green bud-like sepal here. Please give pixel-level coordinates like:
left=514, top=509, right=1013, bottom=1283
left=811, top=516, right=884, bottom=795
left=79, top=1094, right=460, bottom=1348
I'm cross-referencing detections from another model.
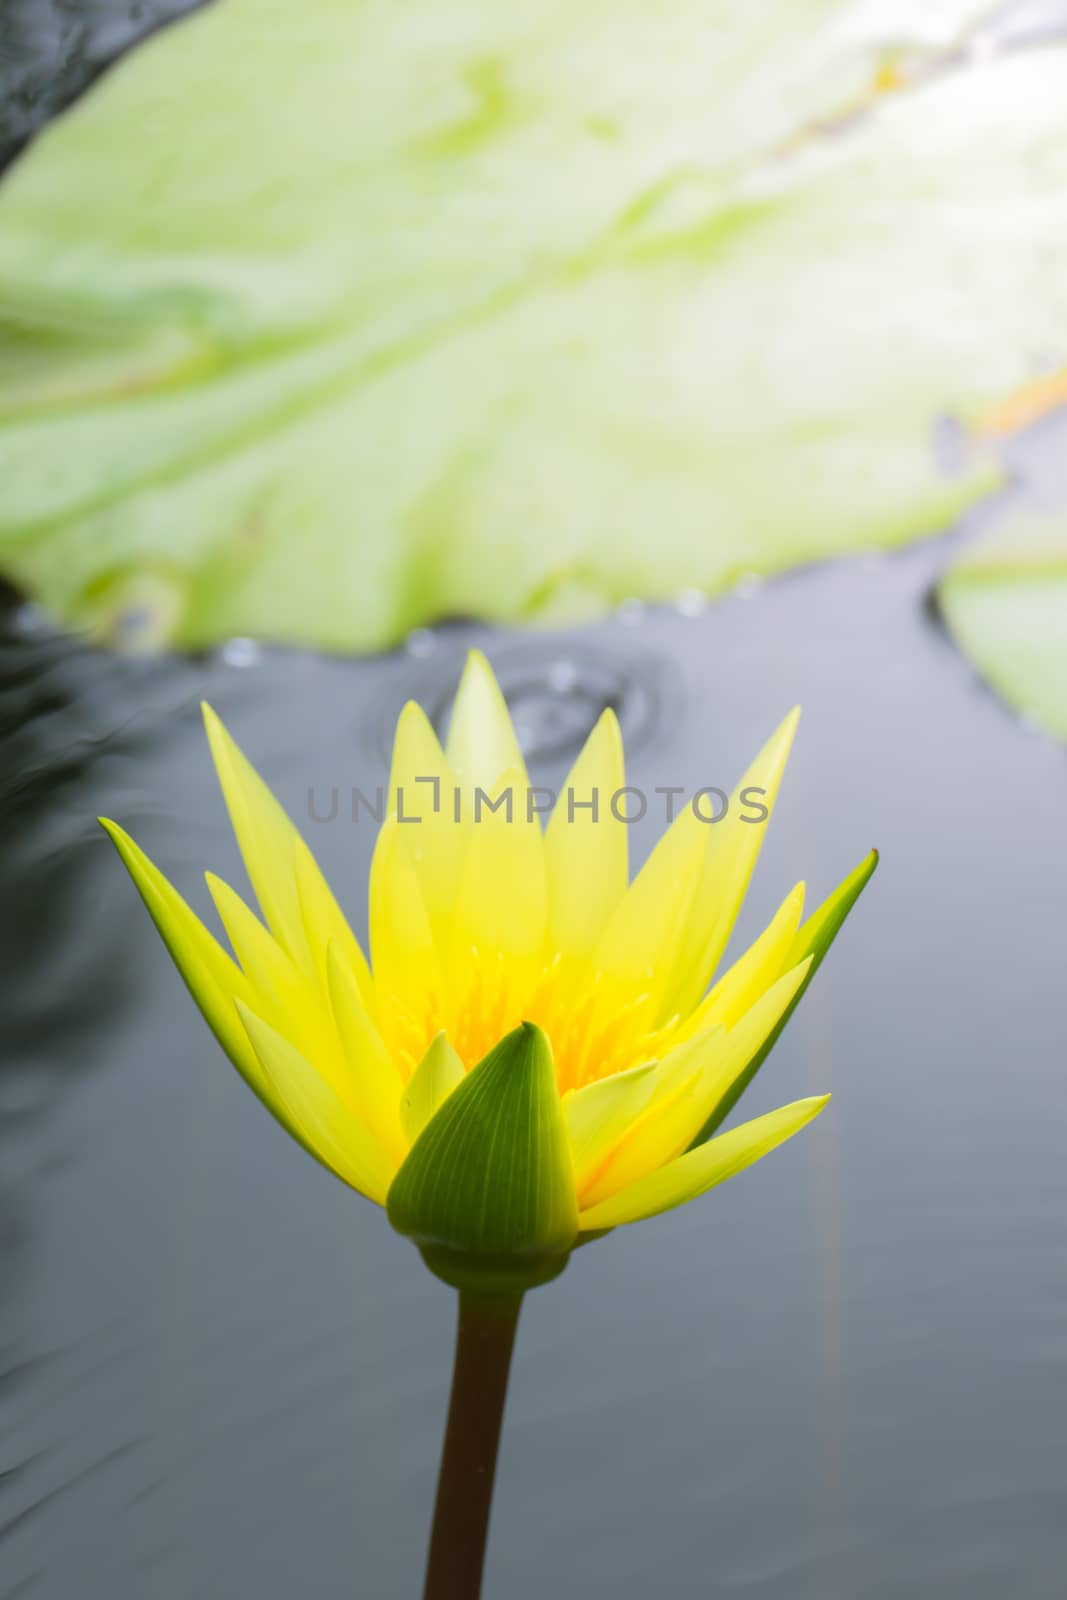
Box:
left=387, top=1022, right=579, bottom=1295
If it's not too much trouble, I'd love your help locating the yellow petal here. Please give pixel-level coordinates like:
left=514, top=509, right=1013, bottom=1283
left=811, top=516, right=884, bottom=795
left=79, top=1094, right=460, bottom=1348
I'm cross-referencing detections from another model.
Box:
left=326, top=941, right=408, bottom=1163
left=209, top=873, right=374, bottom=1119
left=387, top=700, right=471, bottom=959
left=665, top=708, right=800, bottom=1020
left=693, top=855, right=879, bottom=1149
left=582, top=959, right=811, bottom=1205
left=211, top=875, right=406, bottom=1171
left=369, top=817, right=443, bottom=1048
left=589, top=801, right=707, bottom=1029
left=400, top=1031, right=466, bottom=1145
left=387, top=700, right=452, bottom=821
left=680, top=881, right=805, bottom=1038
left=102, top=819, right=255, bottom=1072
left=236, top=1003, right=393, bottom=1203
left=545, top=709, right=628, bottom=962
left=99, top=820, right=306, bottom=1151
left=293, top=843, right=374, bottom=1010
left=445, top=649, right=529, bottom=792
left=576, top=1035, right=715, bottom=1208
left=207, top=872, right=316, bottom=1024
left=563, top=1061, right=658, bottom=1193
left=449, top=764, right=547, bottom=1007
left=202, top=703, right=370, bottom=993
left=578, top=1095, right=830, bottom=1231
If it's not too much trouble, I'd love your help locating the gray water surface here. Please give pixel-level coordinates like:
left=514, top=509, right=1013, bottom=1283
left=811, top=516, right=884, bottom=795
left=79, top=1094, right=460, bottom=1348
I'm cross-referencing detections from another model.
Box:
left=3, top=536, right=1067, bottom=1599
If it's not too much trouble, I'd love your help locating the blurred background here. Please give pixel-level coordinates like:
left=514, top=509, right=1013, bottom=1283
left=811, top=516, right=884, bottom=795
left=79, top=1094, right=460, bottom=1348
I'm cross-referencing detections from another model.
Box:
left=3, top=5, right=1067, bottom=1597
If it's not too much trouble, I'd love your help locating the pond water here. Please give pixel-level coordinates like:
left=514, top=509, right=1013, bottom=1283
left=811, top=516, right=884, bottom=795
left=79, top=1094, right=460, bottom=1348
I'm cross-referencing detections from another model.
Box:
left=3, top=7, right=1067, bottom=1599
left=4, top=527, right=1067, bottom=1599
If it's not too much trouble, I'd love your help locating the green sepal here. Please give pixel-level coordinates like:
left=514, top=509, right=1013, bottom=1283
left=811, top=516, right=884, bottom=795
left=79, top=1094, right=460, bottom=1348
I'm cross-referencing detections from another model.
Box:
left=688, top=849, right=878, bottom=1149
left=387, top=1022, right=579, bottom=1295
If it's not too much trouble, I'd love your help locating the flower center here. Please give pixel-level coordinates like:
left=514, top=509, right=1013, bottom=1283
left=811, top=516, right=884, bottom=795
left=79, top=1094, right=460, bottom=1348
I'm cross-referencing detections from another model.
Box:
left=385, top=948, right=683, bottom=1095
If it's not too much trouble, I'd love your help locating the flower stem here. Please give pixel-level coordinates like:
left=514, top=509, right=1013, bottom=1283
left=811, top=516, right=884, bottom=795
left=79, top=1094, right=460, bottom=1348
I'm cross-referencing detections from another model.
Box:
left=423, top=1290, right=523, bottom=1600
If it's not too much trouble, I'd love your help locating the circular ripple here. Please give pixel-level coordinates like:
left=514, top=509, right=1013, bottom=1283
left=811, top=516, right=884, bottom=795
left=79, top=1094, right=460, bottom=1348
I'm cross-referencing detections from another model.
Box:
left=371, top=635, right=679, bottom=768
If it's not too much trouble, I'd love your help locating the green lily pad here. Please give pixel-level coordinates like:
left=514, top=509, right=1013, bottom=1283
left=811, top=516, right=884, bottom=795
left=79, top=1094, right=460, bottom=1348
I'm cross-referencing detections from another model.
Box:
left=939, top=511, right=1067, bottom=740
left=1, top=2, right=1066, bottom=651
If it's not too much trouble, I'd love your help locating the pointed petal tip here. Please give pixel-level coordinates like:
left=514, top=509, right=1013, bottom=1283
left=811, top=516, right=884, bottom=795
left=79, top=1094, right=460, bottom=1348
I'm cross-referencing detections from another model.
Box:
left=200, top=700, right=230, bottom=761
left=233, top=996, right=277, bottom=1057
left=520, top=1018, right=553, bottom=1053
left=578, top=1090, right=832, bottom=1231
left=760, top=704, right=801, bottom=762
left=200, top=700, right=238, bottom=759
left=394, top=697, right=436, bottom=735
left=203, top=869, right=230, bottom=904
left=845, top=847, right=880, bottom=892
left=594, top=704, right=625, bottom=762
left=455, top=646, right=510, bottom=706
left=232, top=997, right=288, bottom=1074
left=459, top=646, right=494, bottom=686
left=98, top=817, right=141, bottom=862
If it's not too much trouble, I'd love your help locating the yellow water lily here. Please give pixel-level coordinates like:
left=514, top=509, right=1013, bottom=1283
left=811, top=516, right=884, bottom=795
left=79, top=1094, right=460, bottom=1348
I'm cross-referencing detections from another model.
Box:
left=101, top=650, right=874, bottom=1291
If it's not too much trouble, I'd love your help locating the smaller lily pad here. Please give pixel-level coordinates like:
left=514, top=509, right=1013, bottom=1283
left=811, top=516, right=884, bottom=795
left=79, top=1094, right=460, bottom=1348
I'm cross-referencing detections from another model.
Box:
left=938, top=510, right=1067, bottom=740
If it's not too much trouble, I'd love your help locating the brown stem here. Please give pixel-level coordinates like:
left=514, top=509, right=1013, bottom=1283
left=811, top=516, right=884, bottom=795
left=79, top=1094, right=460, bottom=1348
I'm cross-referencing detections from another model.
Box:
left=423, top=1290, right=523, bottom=1600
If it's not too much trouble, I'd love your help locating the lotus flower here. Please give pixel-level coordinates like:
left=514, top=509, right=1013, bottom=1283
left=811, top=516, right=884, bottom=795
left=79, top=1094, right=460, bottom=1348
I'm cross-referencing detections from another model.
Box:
left=101, top=650, right=874, bottom=1293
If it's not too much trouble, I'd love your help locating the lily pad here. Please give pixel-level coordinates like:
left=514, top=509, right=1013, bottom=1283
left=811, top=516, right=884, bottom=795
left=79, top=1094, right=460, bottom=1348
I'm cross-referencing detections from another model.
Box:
left=1, top=1, right=1067, bottom=651
left=939, top=511, right=1067, bottom=740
